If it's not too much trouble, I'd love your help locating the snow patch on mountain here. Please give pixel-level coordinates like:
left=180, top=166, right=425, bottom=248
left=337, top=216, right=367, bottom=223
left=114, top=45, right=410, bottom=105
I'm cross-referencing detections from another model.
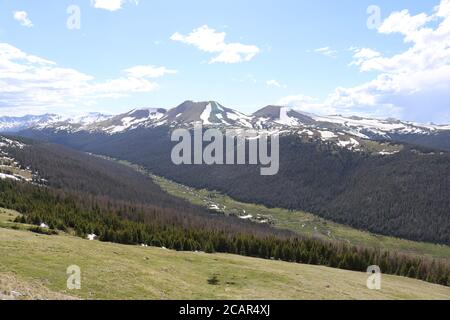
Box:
left=0, top=137, right=26, bottom=149
left=379, top=150, right=400, bottom=156
left=337, top=138, right=360, bottom=149
left=0, top=114, right=63, bottom=132
left=226, top=111, right=253, bottom=128
left=103, top=108, right=165, bottom=134
left=307, top=114, right=447, bottom=138
left=319, top=131, right=337, bottom=140
left=200, top=103, right=213, bottom=125
left=0, top=136, right=35, bottom=182
left=298, top=129, right=314, bottom=137
left=0, top=173, right=19, bottom=181
left=275, top=108, right=296, bottom=126
left=68, top=112, right=112, bottom=125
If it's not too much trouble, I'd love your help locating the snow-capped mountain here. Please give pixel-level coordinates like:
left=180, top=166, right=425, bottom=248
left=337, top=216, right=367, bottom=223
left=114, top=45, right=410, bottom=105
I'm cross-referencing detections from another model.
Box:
left=247, top=105, right=450, bottom=152
left=251, top=105, right=450, bottom=138
left=0, top=113, right=113, bottom=133
left=89, top=100, right=255, bottom=132
left=11, top=101, right=450, bottom=136
left=6, top=101, right=450, bottom=151
left=162, top=100, right=254, bottom=128
left=27, top=101, right=254, bottom=134
left=32, top=112, right=113, bottom=131
left=0, top=114, right=63, bottom=133
left=68, top=112, right=113, bottom=126
left=88, top=108, right=166, bottom=134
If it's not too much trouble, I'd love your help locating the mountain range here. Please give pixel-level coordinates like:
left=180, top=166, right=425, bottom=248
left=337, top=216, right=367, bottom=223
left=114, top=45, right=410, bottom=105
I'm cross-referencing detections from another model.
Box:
left=0, top=112, right=111, bottom=133
left=4, top=101, right=450, bottom=152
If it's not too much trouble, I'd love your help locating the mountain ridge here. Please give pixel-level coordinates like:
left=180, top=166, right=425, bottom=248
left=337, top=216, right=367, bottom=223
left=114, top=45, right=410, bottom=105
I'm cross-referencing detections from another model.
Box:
left=9, top=100, right=450, bottom=152
left=5, top=100, right=450, bottom=133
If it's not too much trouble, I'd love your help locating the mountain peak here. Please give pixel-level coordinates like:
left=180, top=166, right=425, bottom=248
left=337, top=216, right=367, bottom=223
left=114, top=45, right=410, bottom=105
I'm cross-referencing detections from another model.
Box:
left=253, top=105, right=284, bottom=119
left=163, top=100, right=253, bottom=128
left=0, top=114, right=63, bottom=133
left=253, top=105, right=315, bottom=127
left=165, top=101, right=211, bottom=123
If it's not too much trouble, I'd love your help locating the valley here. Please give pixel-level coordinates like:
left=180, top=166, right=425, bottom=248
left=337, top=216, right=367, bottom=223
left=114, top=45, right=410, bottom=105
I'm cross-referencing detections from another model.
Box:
left=106, top=155, right=450, bottom=262
left=150, top=174, right=450, bottom=261
left=1, top=136, right=449, bottom=288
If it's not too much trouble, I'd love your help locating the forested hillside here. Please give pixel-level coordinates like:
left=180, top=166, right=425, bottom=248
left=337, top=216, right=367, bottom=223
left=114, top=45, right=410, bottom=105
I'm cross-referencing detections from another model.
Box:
left=18, top=128, right=450, bottom=245
left=3, top=138, right=291, bottom=239
left=389, top=132, right=450, bottom=152
left=2, top=179, right=450, bottom=286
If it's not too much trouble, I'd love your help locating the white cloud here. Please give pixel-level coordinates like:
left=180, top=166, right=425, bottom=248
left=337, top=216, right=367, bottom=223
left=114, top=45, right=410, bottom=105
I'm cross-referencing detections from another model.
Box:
left=378, top=9, right=431, bottom=40
left=351, top=47, right=381, bottom=59
left=90, top=0, right=138, bottom=12
left=0, top=43, right=176, bottom=115
left=170, top=25, right=260, bottom=64
left=266, top=80, right=286, bottom=88
left=314, top=47, right=338, bottom=58
left=13, top=11, right=33, bottom=28
left=278, top=94, right=336, bottom=115
left=295, top=0, right=450, bottom=123
left=349, top=48, right=382, bottom=71
left=124, top=65, right=177, bottom=78
left=278, top=94, right=315, bottom=106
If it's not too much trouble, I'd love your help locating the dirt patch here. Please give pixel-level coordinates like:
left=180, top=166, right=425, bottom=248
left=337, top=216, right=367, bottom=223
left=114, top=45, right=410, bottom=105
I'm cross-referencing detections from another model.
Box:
left=0, top=272, right=79, bottom=300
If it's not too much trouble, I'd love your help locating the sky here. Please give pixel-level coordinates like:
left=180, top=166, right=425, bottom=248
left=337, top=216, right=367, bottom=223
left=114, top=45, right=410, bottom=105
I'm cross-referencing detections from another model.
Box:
left=0, top=0, right=449, bottom=123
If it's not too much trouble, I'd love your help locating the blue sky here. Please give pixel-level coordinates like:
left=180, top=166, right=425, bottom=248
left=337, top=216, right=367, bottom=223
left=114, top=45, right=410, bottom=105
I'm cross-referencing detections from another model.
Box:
left=0, top=0, right=449, bottom=123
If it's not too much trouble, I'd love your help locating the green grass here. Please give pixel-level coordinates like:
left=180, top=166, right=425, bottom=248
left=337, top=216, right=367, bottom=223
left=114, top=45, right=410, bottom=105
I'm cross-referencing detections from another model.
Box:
left=358, top=139, right=404, bottom=154
left=1, top=214, right=449, bottom=300
left=0, top=208, right=24, bottom=230
left=0, top=208, right=19, bottom=225
left=0, top=208, right=42, bottom=232
left=152, top=175, right=450, bottom=262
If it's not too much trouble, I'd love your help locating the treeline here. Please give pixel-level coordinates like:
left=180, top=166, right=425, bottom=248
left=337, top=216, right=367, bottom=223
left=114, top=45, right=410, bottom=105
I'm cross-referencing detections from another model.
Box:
left=1, top=179, right=449, bottom=287
left=390, top=131, right=450, bottom=152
